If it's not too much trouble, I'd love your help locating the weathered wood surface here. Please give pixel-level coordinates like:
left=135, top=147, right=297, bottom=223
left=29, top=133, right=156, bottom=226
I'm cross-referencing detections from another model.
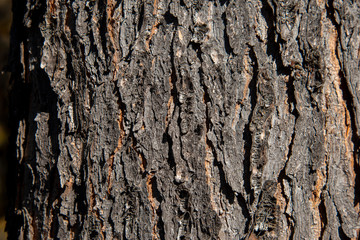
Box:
left=6, top=0, right=360, bottom=239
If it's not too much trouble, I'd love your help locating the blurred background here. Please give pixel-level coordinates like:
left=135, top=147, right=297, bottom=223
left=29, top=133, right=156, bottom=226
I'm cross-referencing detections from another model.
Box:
left=0, top=0, right=11, bottom=239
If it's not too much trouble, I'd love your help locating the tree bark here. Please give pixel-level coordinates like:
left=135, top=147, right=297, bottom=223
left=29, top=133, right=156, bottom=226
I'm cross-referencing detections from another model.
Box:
left=6, top=0, right=360, bottom=239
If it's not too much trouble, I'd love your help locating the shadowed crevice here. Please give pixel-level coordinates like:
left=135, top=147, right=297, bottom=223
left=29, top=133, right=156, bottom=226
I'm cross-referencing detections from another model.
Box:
left=221, top=12, right=234, bottom=56
left=236, top=193, right=251, bottom=234
left=326, top=0, right=360, bottom=208
left=98, top=0, right=111, bottom=64
left=243, top=46, right=258, bottom=201
left=319, top=195, right=327, bottom=240
left=137, top=3, right=145, bottom=32
left=338, top=69, right=360, bottom=207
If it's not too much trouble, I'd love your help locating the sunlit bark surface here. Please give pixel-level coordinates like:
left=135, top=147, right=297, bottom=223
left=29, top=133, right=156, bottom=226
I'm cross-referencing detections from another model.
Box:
left=7, top=0, right=360, bottom=239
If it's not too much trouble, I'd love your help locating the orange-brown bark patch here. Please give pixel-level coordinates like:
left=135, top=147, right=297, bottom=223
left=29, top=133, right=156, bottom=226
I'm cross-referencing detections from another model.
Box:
left=146, top=173, right=159, bottom=240
left=153, top=0, right=159, bottom=15
left=139, top=152, right=146, bottom=173
left=204, top=144, right=217, bottom=211
left=63, top=178, right=74, bottom=196
left=321, top=18, right=358, bottom=238
left=309, top=170, right=326, bottom=239
left=274, top=183, right=286, bottom=213
left=165, top=96, right=174, bottom=128
left=130, top=143, right=147, bottom=173
left=241, top=48, right=252, bottom=103
left=246, top=232, right=259, bottom=240
left=48, top=0, right=56, bottom=15
left=146, top=20, right=160, bottom=52
left=107, top=110, right=125, bottom=194
left=316, top=0, right=325, bottom=7
left=328, top=22, right=356, bottom=185
left=231, top=103, right=241, bottom=130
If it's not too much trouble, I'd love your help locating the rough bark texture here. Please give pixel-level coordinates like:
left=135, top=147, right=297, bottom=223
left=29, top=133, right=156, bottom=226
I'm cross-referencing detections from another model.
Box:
left=6, top=0, right=360, bottom=239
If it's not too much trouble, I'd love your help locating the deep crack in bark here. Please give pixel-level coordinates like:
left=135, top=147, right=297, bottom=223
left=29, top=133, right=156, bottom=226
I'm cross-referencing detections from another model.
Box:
left=326, top=1, right=360, bottom=209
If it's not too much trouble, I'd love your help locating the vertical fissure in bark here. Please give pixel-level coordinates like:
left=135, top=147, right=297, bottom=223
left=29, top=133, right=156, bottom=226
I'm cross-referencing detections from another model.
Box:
left=219, top=0, right=229, bottom=6
left=146, top=173, right=160, bottom=240
left=146, top=20, right=161, bottom=52
left=243, top=46, right=258, bottom=203
left=137, top=3, right=145, bottom=32
left=98, top=0, right=111, bottom=63
left=335, top=202, right=352, bottom=240
left=276, top=73, right=299, bottom=239
left=175, top=187, right=192, bottom=239
left=73, top=153, right=88, bottom=236
left=46, top=167, right=61, bottom=238
left=261, top=1, right=300, bottom=236
left=7, top=0, right=360, bottom=239
left=261, top=0, right=291, bottom=76
left=286, top=73, right=300, bottom=117
left=319, top=192, right=328, bottom=240
left=164, top=10, right=178, bottom=25
left=7, top=77, right=31, bottom=239
left=88, top=171, right=106, bottom=239
left=164, top=27, right=178, bottom=172
left=278, top=72, right=297, bottom=235
left=237, top=193, right=251, bottom=235
left=221, top=12, right=234, bottom=56
left=261, top=0, right=276, bottom=52
left=240, top=45, right=264, bottom=238
left=215, top=159, right=235, bottom=204
left=189, top=41, right=202, bottom=63
left=8, top=7, right=47, bottom=231
left=130, top=131, right=147, bottom=176
left=107, top=86, right=126, bottom=194
left=148, top=174, right=164, bottom=240
left=156, top=207, right=165, bottom=240
left=108, top=205, right=116, bottom=237
left=325, top=0, right=360, bottom=208
left=278, top=134, right=295, bottom=239
left=169, top=29, right=179, bottom=107
left=338, top=228, right=352, bottom=240
left=338, top=69, right=360, bottom=206
left=325, top=0, right=340, bottom=33
left=164, top=131, right=176, bottom=171
left=195, top=43, right=236, bottom=204
left=200, top=51, right=235, bottom=205
left=40, top=69, right=61, bottom=158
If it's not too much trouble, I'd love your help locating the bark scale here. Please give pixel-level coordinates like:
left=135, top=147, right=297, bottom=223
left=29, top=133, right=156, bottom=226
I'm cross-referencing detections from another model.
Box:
left=6, top=0, right=360, bottom=239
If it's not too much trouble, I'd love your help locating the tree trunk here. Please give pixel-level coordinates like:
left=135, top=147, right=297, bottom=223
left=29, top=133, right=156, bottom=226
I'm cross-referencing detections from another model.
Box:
left=6, top=0, right=360, bottom=239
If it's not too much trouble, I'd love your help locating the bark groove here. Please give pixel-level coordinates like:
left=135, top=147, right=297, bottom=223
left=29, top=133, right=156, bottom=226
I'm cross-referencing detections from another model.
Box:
left=6, top=0, right=360, bottom=239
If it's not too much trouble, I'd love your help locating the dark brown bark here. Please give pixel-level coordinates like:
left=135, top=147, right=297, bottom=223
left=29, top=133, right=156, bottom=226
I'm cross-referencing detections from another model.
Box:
left=6, top=0, right=360, bottom=239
